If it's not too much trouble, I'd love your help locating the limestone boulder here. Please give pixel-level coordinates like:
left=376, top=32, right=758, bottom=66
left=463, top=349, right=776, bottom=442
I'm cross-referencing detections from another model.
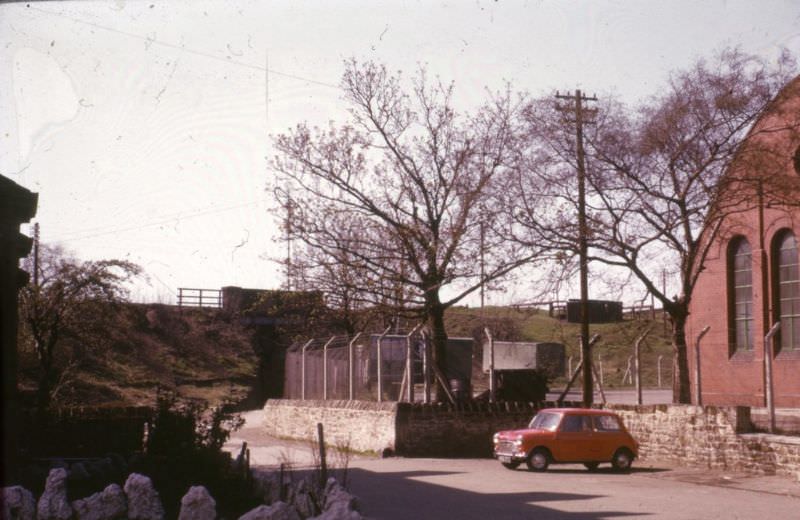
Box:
left=71, top=484, right=127, bottom=520
left=123, top=474, right=164, bottom=520
left=3, top=486, right=36, bottom=520
left=37, top=468, right=72, bottom=520
left=177, top=486, right=216, bottom=520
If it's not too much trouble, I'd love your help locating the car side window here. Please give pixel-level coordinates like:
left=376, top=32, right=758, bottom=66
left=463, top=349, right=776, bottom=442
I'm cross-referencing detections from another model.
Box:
left=560, top=415, right=582, bottom=432
left=560, top=414, right=592, bottom=432
left=594, top=415, right=622, bottom=432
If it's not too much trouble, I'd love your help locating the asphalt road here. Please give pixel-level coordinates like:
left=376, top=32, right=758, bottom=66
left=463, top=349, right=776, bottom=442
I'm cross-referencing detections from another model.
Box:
left=228, top=410, right=800, bottom=520
left=346, top=457, right=800, bottom=519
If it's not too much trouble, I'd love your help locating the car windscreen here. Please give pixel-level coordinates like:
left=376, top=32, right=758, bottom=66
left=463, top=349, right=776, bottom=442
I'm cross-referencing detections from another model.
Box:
left=528, top=412, right=561, bottom=431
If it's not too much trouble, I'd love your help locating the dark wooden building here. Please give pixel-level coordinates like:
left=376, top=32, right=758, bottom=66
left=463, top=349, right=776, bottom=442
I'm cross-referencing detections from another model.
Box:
left=1, top=174, right=37, bottom=484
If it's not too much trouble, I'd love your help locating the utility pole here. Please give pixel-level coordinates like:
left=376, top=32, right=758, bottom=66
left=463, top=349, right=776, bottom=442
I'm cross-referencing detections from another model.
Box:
left=556, top=89, right=597, bottom=406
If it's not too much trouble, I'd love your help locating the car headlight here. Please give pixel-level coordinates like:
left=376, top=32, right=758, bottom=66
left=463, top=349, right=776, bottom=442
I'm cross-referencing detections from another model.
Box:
left=492, top=433, right=500, bottom=444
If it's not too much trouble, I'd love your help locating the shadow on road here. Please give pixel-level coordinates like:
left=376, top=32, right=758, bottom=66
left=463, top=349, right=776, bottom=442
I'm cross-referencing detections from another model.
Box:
left=346, top=467, right=651, bottom=519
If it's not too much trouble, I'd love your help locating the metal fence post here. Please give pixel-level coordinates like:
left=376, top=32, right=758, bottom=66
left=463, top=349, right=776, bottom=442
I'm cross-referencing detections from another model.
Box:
left=657, top=355, right=663, bottom=388
left=348, top=332, right=361, bottom=401
left=300, top=339, right=314, bottom=400
left=377, top=326, right=391, bottom=403
left=322, top=336, right=336, bottom=400
left=694, top=326, right=710, bottom=406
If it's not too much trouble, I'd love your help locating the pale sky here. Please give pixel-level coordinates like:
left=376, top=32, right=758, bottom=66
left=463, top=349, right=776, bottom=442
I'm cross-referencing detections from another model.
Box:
left=2, top=0, right=799, bottom=305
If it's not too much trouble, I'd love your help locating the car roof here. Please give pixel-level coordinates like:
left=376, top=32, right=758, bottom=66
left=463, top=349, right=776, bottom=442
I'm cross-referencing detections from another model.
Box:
left=537, top=408, right=617, bottom=416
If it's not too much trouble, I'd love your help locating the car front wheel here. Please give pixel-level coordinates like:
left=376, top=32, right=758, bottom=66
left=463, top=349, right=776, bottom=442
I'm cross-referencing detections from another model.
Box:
left=611, top=448, right=634, bottom=472
left=526, top=449, right=550, bottom=472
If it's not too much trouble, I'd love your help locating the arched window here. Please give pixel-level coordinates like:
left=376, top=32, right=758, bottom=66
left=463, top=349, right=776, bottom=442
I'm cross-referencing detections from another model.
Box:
left=774, top=231, right=800, bottom=352
left=729, top=237, right=753, bottom=353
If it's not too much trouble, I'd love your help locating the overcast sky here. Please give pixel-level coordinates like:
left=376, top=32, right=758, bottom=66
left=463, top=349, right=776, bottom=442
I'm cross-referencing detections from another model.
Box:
left=2, top=0, right=799, bottom=305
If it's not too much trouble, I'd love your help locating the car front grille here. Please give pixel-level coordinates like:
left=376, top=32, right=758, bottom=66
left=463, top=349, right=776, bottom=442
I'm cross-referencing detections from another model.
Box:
left=495, top=441, right=517, bottom=455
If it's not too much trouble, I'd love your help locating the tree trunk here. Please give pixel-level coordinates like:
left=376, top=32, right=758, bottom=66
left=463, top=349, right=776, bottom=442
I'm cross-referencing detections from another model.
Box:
left=425, top=292, right=449, bottom=401
left=668, top=305, right=692, bottom=404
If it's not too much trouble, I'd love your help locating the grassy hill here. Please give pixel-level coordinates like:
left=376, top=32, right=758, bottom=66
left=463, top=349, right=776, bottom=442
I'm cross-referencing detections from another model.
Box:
left=17, top=301, right=673, bottom=408
left=444, top=305, right=674, bottom=393
left=17, top=303, right=259, bottom=408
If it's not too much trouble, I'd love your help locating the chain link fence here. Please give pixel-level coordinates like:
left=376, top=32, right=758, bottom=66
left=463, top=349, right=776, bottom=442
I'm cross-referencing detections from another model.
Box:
left=284, top=327, right=471, bottom=402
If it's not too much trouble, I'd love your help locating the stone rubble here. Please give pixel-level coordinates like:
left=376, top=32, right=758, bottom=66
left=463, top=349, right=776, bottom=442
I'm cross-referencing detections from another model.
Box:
left=70, top=484, right=127, bottom=520
left=177, top=486, right=216, bottom=520
left=36, top=468, right=72, bottom=520
left=4, top=469, right=361, bottom=520
left=3, top=485, right=36, bottom=520
left=123, top=473, right=165, bottom=520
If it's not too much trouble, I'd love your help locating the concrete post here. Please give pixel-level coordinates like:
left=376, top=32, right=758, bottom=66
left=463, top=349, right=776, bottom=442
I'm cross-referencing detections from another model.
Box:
left=485, top=327, right=495, bottom=403
left=376, top=326, right=391, bottom=402
left=322, top=336, right=336, bottom=400
left=765, top=321, right=781, bottom=433
left=694, top=326, right=710, bottom=406
left=348, top=332, right=361, bottom=401
left=300, top=339, right=314, bottom=400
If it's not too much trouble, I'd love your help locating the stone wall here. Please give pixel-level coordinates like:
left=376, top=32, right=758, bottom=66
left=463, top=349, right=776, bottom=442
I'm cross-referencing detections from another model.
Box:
left=396, top=402, right=539, bottom=457
left=608, top=404, right=800, bottom=479
left=263, top=399, right=576, bottom=457
left=263, top=399, right=398, bottom=454
left=265, top=400, right=800, bottom=478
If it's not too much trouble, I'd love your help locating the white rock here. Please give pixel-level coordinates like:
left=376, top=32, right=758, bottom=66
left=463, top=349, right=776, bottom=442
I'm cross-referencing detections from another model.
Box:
left=123, top=474, right=164, bottom=520
left=177, top=486, right=216, bottom=520
left=238, top=502, right=301, bottom=520
left=71, top=484, right=127, bottom=520
left=3, top=486, right=36, bottom=520
left=37, top=468, right=72, bottom=520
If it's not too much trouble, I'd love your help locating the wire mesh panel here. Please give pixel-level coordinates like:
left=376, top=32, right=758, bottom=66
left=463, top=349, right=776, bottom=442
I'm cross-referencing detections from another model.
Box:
left=283, top=331, right=431, bottom=401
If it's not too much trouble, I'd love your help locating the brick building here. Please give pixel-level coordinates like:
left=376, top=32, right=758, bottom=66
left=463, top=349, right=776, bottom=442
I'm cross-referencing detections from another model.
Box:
left=687, top=75, right=800, bottom=407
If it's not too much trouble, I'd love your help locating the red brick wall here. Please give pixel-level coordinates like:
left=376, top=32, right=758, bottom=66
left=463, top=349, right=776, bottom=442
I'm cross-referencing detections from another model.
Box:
left=687, top=76, right=800, bottom=407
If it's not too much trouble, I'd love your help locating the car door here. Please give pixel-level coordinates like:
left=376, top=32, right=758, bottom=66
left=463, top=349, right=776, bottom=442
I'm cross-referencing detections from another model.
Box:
left=553, top=413, right=594, bottom=462
left=591, top=414, right=625, bottom=459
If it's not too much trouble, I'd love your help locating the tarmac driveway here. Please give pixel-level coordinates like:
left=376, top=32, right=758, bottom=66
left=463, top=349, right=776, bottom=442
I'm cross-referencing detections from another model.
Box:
left=227, top=410, right=800, bottom=519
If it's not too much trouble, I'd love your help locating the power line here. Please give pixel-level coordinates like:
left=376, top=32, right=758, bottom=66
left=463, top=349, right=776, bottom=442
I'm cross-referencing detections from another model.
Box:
left=55, top=200, right=261, bottom=242
left=25, top=5, right=339, bottom=89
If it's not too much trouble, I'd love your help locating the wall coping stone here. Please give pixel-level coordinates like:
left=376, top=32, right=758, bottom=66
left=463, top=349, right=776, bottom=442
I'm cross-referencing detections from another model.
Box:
left=740, top=433, right=800, bottom=446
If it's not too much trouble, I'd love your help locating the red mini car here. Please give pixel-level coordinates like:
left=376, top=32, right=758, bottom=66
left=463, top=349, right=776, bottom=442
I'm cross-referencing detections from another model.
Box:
left=492, top=408, right=638, bottom=471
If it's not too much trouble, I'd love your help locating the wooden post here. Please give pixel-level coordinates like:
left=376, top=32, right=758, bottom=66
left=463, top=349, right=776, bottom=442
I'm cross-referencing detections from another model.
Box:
left=317, top=423, right=327, bottom=484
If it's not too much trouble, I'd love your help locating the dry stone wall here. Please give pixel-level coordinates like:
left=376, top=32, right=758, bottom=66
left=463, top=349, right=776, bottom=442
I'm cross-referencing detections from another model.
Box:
left=608, top=404, right=800, bottom=479
left=263, top=400, right=398, bottom=454
left=265, top=400, right=800, bottom=479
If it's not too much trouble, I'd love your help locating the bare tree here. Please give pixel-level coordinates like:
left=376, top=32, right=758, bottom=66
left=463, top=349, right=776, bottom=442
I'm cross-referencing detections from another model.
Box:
left=19, top=244, right=141, bottom=410
left=271, top=60, right=537, bottom=394
left=512, top=48, right=798, bottom=403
